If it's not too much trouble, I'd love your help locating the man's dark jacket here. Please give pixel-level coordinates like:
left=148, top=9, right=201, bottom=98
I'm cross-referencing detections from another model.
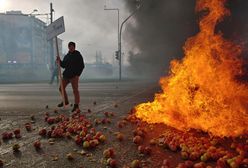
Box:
left=60, top=50, right=85, bottom=79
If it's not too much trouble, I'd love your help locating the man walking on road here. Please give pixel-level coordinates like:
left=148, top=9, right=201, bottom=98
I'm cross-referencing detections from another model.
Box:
left=56, top=42, right=85, bottom=112
left=49, top=61, right=59, bottom=85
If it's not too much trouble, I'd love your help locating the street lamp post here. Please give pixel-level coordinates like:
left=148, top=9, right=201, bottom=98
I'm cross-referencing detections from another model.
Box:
left=105, top=1, right=142, bottom=81
left=50, top=3, right=55, bottom=74
left=119, top=6, right=140, bottom=80
left=104, top=7, right=121, bottom=80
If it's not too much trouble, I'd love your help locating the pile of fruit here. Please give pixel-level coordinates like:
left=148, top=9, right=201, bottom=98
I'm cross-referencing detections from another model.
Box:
left=125, top=111, right=248, bottom=168
left=40, top=112, right=107, bottom=149
left=152, top=129, right=248, bottom=167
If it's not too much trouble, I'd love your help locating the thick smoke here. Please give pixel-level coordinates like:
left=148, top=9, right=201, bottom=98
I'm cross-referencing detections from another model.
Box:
left=124, top=0, right=197, bottom=79
left=124, top=0, right=248, bottom=79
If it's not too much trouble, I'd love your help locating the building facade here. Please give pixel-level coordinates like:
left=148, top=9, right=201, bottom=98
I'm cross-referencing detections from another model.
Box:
left=0, top=11, right=62, bottom=82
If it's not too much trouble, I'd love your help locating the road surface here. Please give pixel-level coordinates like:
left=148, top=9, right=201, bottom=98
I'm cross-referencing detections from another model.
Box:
left=0, top=80, right=159, bottom=168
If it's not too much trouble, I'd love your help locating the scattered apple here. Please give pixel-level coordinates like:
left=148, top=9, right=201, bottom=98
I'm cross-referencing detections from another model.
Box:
left=99, top=135, right=106, bottom=142
left=149, top=139, right=157, bottom=146
left=103, top=148, right=115, bottom=158
left=33, top=140, right=41, bottom=150
left=193, top=162, right=206, bottom=168
left=200, top=153, right=209, bottom=162
left=133, top=136, right=142, bottom=145
left=39, top=128, right=47, bottom=137
left=138, top=145, right=146, bottom=154
left=130, top=160, right=141, bottom=168
left=145, top=146, right=152, bottom=155
left=2, top=132, right=13, bottom=140
left=83, top=141, right=90, bottom=149
left=184, top=160, right=194, bottom=167
left=107, top=158, right=117, bottom=168
left=12, top=144, right=20, bottom=152
left=13, top=129, right=20, bottom=135
left=25, top=123, right=32, bottom=131
left=47, top=117, right=55, bottom=125
left=116, top=133, right=124, bottom=141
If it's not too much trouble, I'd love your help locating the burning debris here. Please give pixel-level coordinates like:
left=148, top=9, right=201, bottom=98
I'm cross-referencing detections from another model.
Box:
left=135, top=0, right=248, bottom=137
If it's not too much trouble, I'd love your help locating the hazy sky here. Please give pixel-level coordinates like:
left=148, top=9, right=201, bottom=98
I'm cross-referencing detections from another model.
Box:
left=0, top=0, right=131, bottom=64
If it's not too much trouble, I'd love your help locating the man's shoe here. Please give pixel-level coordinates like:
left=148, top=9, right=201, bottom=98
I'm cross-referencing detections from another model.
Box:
left=71, top=104, right=80, bottom=112
left=57, top=102, right=69, bottom=108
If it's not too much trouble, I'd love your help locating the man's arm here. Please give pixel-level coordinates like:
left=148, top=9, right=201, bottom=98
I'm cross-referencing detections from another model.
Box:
left=57, top=55, right=67, bottom=68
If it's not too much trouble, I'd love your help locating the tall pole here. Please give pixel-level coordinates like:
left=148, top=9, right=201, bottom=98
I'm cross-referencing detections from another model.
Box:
left=50, top=3, right=66, bottom=107
left=50, top=3, right=54, bottom=69
left=50, top=3, right=53, bottom=23
left=104, top=8, right=120, bottom=80
left=117, top=10, right=121, bottom=81
left=119, top=8, right=140, bottom=80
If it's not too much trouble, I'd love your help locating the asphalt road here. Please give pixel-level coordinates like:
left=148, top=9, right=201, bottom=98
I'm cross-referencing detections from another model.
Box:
left=0, top=80, right=159, bottom=168
left=0, top=81, right=246, bottom=168
left=0, top=81, right=157, bottom=115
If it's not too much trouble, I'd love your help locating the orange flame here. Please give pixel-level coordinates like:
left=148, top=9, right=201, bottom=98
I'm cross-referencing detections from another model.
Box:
left=135, top=0, right=248, bottom=137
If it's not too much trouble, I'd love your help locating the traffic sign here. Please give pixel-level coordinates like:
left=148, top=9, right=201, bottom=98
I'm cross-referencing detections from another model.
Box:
left=46, top=16, right=65, bottom=40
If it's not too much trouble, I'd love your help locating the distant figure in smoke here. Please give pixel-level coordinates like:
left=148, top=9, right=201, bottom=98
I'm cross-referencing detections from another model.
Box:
left=56, top=42, right=85, bottom=112
left=49, top=61, right=59, bottom=85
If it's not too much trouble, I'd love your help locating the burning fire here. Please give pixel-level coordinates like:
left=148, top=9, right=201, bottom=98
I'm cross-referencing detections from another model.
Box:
left=135, top=0, right=248, bottom=137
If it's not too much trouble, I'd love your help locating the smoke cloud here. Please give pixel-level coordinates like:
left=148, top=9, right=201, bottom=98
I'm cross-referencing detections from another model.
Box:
left=124, top=0, right=248, bottom=79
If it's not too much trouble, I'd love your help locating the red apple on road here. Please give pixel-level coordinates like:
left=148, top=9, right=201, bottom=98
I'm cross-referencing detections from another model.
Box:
left=103, top=149, right=111, bottom=158
left=103, top=148, right=115, bottom=158
left=33, top=140, right=41, bottom=150
left=25, top=123, right=32, bottom=131
left=138, top=145, right=145, bottom=154
left=144, top=147, right=152, bottom=155
left=99, top=135, right=106, bottom=142
left=13, top=129, right=20, bottom=135
left=75, top=136, right=83, bottom=145
left=107, top=158, right=117, bottom=168
left=193, top=162, right=206, bottom=168
left=130, top=160, right=141, bottom=168
left=39, top=128, right=47, bottom=137
left=2, top=132, right=13, bottom=140
left=47, top=117, right=55, bottom=125
left=133, top=136, right=142, bottom=145
left=104, top=112, right=109, bottom=117
left=116, top=133, right=124, bottom=141
left=181, top=151, right=189, bottom=160
left=83, top=141, right=90, bottom=149
left=184, top=160, right=194, bottom=167
left=149, top=139, right=157, bottom=146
